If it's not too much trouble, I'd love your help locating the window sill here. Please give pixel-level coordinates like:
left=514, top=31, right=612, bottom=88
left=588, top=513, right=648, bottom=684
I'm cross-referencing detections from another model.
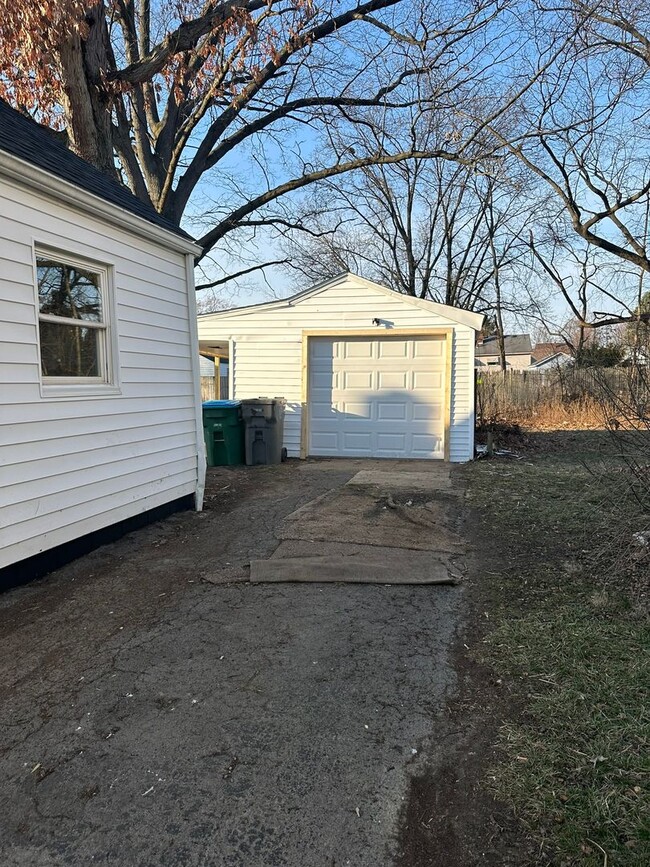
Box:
left=41, top=384, right=122, bottom=399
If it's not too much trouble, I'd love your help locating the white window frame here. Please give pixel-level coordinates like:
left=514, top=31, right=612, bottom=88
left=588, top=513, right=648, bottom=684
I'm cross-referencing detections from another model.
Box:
left=33, top=245, right=120, bottom=398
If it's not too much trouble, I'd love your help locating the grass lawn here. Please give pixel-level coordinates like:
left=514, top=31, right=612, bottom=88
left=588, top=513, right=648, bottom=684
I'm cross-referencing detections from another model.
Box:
left=462, top=431, right=649, bottom=866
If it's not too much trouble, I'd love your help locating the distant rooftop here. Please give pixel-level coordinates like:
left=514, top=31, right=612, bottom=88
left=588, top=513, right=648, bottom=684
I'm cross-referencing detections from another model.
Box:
left=476, top=334, right=532, bottom=357
left=0, top=98, right=192, bottom=241
left=532, top=341, right=573, bottom=363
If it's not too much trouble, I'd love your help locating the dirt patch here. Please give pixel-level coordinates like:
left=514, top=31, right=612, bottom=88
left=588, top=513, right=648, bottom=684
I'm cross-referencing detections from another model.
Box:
left=394, top=474, right=536, bottom=867
left=281, top=486, right=466, bottom=552
left=396, top=657, right=533, bottom=867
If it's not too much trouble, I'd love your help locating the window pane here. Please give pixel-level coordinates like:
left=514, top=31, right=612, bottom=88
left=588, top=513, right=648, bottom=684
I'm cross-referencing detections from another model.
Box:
left=37, top=259, right=102, bottom=322
left=39, top=322, right=100, bottom=378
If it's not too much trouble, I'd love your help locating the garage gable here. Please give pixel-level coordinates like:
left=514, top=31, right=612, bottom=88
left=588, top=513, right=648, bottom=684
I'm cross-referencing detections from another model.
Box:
left=197, top=272, right=484, bottom=332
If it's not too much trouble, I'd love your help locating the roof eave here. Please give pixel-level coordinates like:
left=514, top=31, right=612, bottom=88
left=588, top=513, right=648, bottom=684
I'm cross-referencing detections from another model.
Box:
left=197, top=271, right=485, bottom=329
left=0, top=150, right=201, bottom=257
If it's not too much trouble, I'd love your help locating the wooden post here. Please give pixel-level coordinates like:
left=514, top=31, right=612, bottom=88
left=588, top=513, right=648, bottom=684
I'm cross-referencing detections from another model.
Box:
left=214, top=356, right=220, bottom=400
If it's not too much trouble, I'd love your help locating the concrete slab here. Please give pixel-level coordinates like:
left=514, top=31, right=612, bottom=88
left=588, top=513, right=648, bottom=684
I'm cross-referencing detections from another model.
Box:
left=250, top=553, right=457, bottom=584
left=346, top=468, right=453, bottom=492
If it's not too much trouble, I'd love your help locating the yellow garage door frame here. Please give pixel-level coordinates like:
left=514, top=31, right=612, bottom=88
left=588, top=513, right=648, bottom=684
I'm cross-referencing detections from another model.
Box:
left=300, top=328, right=453, bottom=461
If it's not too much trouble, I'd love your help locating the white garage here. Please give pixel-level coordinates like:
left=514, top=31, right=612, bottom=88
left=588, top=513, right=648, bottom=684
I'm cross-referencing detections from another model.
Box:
left=197, top=273, right=483, bottom=462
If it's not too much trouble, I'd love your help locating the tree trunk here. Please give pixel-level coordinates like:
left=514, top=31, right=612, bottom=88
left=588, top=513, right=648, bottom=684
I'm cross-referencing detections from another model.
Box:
left=57, top=4, right=116, bottom=178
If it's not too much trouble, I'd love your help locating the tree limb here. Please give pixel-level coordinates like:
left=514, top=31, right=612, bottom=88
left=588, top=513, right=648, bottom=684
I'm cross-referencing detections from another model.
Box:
left=195, top=258, right=290, bottom=289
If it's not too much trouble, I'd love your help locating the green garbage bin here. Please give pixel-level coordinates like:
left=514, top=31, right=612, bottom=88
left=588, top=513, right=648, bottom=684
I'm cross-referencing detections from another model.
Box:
left=202, top=400, right=244, bottom=466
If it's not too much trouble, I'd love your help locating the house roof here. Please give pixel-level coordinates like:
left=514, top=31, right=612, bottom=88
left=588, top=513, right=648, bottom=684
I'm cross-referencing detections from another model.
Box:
left=0, top=98, right=193, bottom=242
left=531, top=341, right=573, bottom=363
left=529, top=351, right=574, bottom=369
left=475, top=334, right=532, bottom=357
left=197, top=272, right=485, bottom=331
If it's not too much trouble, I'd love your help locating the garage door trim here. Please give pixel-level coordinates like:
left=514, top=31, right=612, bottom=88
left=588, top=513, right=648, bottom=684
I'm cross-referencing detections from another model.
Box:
left=301, top=328, right=453, bottom=461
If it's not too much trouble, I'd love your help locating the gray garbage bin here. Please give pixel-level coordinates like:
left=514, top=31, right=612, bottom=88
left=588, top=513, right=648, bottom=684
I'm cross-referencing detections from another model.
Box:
left=241, top=397, right=287, bottom=465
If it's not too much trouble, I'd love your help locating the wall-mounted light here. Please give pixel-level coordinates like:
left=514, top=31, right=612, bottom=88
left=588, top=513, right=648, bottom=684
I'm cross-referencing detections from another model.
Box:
left=372, top=317, right=382, bottom=326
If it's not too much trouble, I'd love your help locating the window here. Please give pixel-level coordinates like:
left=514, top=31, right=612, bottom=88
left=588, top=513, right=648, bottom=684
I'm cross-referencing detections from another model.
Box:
left=36, top=251, right=116, bottom=392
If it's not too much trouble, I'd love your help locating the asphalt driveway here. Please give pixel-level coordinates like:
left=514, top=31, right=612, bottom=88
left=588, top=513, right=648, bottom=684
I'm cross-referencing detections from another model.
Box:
left=0, top=460, right=468, bottom=867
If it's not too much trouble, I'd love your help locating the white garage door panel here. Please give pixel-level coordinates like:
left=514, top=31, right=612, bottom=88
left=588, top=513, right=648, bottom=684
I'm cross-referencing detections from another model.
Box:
left=378, top=371, right=408, bottom=389
left=308, top=335, right=446, bottom=459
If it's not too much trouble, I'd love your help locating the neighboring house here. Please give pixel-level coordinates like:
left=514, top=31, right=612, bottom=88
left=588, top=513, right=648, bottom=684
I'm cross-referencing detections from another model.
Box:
left=0, top=99, right=206, bottom=574
left=529, top=352, right=574, bottom=371
left=621, top=347, right=650, bottom=367
left=531, top=341, right=573, bottom=363
left=530, top=341, right=574, bottom=370
left=475, top=334, right=533, bottom=370
left=197, top=273, right=484, bottom=462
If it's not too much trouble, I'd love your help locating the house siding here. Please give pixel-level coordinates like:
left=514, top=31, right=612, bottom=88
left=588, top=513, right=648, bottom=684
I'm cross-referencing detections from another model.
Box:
left=199, top=277, right=477, bottom=462
left=0, top=174, right=202, bottom=569
left=476, top=353, right=532, bottom=370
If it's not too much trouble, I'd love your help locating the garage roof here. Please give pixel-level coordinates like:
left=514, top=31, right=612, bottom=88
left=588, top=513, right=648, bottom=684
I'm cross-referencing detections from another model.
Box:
left=198, top=272, right=484, bottom=330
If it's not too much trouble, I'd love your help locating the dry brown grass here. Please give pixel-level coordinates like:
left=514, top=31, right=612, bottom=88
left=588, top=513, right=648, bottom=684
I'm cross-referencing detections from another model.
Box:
left=476, top=397, right=606, bottom=434
left=476, top=369, right=644, bottom=432
left=513, top=398, right=605, bottom=431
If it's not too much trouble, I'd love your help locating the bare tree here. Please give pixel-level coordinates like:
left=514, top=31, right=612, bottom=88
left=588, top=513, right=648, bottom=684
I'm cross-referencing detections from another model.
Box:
left=0, top=0, right=519, bottom=275
left=488, top=0, right=650, bottom=328
left=280, top=144, right=546, bottom=373
left=279, top=156, right=498, bottom=305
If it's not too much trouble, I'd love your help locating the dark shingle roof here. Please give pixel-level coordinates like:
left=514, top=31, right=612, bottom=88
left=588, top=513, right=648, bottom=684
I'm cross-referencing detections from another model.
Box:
left=476, top=334, right=532, bottom=357
left=0, top=99, right=193, bottom=242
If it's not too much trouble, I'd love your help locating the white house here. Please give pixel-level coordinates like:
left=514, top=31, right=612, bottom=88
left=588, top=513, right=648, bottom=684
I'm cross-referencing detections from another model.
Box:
left=528, top=351, right=574, bottom=371
left=197, top=274, right=483, bottom=462
left=529, top=341, right=574, bottom=371
left=0, top=99, right=206, bottom=574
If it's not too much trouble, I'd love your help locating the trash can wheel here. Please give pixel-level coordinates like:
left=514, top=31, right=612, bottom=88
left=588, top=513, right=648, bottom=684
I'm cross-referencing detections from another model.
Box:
left=281, top=447, right=288, bottom=462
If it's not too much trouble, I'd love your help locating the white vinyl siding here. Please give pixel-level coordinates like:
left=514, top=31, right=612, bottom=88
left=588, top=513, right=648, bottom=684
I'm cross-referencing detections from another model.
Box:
left=198, top=276, right=477, bottom=462
left=0, top=174, right=201, bottom=570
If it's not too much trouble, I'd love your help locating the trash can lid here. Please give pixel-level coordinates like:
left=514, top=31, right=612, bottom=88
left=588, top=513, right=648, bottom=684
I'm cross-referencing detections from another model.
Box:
left=240, top=397, right=279, bottom=404
left=202, top=400, right=241, bottom=407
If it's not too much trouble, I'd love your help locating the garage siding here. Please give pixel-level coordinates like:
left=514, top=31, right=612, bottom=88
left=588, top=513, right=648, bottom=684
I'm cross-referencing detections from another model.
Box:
left=199, top=277, right=477, bottom=462
left=0, top=175, right=202, bottom=569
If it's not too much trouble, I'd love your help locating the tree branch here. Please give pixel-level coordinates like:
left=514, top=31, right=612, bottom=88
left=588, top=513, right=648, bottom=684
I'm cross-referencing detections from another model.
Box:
left=195, top=147, right=472, bottom=258
left=195, top=258, right=290, bottom=290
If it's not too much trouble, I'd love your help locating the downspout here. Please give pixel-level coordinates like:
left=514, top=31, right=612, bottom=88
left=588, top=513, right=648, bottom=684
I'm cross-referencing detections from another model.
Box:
left=185, top=253, right=207, bottom=511
left=228, top=339, right=235, bottom=400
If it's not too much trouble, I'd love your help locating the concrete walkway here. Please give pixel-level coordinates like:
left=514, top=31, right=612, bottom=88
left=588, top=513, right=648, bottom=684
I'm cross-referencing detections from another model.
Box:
left=0, top=459, right=468, bottom=867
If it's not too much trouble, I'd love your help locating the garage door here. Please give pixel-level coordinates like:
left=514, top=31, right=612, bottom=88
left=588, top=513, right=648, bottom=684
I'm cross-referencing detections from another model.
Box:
left=308, top=335, right=446, bottom=459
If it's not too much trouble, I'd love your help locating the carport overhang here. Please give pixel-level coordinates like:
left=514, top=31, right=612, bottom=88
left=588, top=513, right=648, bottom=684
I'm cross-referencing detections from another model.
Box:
left=200, top=340, right=230, bottom=361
